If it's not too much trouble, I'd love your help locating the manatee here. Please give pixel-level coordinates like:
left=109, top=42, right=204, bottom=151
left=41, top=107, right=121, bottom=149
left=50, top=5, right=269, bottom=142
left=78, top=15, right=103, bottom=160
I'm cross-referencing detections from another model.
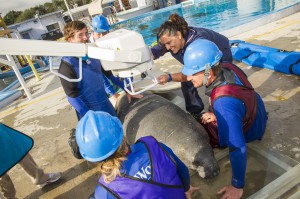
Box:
left=116, top=92, right=219, bottom=179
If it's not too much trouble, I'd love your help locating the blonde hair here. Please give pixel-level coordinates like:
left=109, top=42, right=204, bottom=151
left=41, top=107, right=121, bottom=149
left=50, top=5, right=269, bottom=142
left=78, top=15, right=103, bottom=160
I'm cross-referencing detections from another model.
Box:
left=63, top=21, right=86, bottom=41
left=98, top=137, right=128, bottom=183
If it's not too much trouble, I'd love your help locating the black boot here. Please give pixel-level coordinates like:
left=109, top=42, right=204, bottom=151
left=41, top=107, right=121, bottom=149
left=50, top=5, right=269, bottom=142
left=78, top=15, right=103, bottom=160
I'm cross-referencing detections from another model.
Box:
left=68, top=128, right=83, bottom=159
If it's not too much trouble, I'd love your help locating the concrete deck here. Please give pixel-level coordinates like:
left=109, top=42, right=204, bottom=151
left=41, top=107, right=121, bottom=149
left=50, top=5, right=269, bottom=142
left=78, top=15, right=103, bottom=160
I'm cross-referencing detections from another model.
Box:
left=1, top=11, right=300, bottom=199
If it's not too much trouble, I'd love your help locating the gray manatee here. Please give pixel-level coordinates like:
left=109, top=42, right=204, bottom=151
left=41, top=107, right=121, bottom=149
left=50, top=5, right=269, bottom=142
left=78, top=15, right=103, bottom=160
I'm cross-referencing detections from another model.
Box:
left=116, top=92, right=219, bottom=179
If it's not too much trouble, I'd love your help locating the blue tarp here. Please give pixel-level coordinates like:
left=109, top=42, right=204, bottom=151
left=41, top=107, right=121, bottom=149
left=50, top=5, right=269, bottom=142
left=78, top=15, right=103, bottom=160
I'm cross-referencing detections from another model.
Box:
left=0, top=90, right=22, bottom=109
left=230, top=40, right=300, bottom=75
left=0, top=89, right=21, bottom=101
left=0, top=80, right=20, bottom=93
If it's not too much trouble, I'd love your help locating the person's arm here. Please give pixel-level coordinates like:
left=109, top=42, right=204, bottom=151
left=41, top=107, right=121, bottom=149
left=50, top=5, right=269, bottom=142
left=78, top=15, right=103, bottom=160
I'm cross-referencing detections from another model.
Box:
left=160, top=143, right=190, bottom=192
left=102, top=73, right=116, bottom=97
left=66, top=96, right=89, bottom=118
left=101, top=69, right=123, bottom=89
left=151, top=44, right=168, bottom=60
left=58, top=60, right=89, bottom=117
left=101, top=67, right=121, bottom=101
left=58, top=60, right=80, bottom=98
left=213, top=97, right=246, bottom=199
left=106, top=73, right=126, bottom=90
left=157, top=72, right=188, bottom=85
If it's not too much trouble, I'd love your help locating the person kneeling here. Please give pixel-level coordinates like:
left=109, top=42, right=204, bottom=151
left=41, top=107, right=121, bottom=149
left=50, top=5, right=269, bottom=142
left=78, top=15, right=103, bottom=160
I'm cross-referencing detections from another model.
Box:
left=76, top=110, right=199, bottom=199
left=181, top=39, right=268, bottom=199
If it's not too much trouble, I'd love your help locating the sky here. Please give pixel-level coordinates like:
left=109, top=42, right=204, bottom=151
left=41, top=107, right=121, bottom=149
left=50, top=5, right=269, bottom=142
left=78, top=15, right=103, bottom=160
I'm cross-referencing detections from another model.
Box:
left=0, top=0, right=52, bottom=16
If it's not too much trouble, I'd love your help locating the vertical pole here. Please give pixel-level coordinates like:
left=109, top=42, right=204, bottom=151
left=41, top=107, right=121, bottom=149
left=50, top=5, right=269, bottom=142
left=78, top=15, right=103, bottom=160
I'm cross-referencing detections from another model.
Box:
left=24, top=55, right=41, bottom=81
left=64, top=0, right=74, bottom=21
left=11, top=30, right=41, bottom=81
left=118, top=0, right=126, bottom=11
left=7, top=55, right=32, bottom=100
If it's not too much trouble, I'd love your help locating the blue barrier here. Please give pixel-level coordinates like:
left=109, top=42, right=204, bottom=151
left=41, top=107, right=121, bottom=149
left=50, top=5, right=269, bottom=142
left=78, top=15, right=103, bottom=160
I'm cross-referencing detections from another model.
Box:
left=230, top=40, right=300, bottom=75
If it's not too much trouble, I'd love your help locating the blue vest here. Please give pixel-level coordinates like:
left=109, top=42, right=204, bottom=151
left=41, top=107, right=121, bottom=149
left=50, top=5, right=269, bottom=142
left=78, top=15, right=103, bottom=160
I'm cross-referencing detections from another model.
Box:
left=98, top=136, right=186, bottom=199
left=0, top=123, right=33, bottom=176
left=62, top=57, right=116, bottom=116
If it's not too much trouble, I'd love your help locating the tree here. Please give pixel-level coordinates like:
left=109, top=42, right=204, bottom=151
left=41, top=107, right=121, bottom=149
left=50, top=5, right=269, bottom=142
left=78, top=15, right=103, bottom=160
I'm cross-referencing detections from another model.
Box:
left=3, top=11, right=22, bottom=25
left=15, top=8, right=35, bottom=23
left=33, top=5, right=48, bottom=16
left=64, top=0, right=93, bottom=8
left=45, top=2, right=58, bottom=12
left=51, top=0, right=67, bottom=11
left=3, top=0, right=93, bottom=24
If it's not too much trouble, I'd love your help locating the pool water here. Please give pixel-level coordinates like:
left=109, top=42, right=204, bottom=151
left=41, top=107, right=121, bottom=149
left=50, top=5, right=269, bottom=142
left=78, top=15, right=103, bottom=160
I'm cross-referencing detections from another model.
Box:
left=111, top=0, right=300, bottom=46
left=111, top=5, right=183, bottom=46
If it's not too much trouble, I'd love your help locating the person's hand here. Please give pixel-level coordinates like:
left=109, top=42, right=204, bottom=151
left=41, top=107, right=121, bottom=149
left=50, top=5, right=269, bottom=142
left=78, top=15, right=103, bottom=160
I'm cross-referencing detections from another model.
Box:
left=126, top=93, right=143, bottom=103
left=185, top=185, right=200, bottom=199
left=112, top=93, right=120, bottom=101
left=109, top=93, right=120, bottom=107
left=217, top=185, right=243, bottom=199
left=201, top=112, right=216, bottom=124
left=157, top=74, right=169, bottom=85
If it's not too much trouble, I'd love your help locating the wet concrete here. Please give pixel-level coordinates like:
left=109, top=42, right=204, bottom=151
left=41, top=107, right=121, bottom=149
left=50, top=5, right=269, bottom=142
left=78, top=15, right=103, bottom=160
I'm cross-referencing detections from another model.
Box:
left=190, top=148, right=287, bottom=199
left=229, top=11, right=300, bottom=163
left=0, top=11, right=300, bottom=199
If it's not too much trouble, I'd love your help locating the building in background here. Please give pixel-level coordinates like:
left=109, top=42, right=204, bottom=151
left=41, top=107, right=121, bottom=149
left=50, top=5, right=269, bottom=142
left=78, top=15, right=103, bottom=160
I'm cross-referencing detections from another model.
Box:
left=7, top=10, right=65, bottom=41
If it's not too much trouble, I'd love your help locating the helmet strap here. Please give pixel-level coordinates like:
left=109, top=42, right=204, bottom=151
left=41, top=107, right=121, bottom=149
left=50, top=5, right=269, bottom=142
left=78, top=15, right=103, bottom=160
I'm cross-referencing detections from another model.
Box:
left=203, top=63, right=210, bottom=86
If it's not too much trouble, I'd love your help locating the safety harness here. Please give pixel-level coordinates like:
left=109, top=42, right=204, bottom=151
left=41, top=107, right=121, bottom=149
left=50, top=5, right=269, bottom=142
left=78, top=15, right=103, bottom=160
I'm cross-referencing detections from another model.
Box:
left=210, top=63, right=257, bottom=132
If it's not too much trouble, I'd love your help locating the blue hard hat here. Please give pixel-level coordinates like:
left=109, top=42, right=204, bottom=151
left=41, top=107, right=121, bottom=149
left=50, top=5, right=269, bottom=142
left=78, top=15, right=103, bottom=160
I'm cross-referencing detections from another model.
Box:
left=91, top=15, right=110, bottom=33
left=182, top=39, right=223, bottom=76
left=76, top=110, right=123, bottom=162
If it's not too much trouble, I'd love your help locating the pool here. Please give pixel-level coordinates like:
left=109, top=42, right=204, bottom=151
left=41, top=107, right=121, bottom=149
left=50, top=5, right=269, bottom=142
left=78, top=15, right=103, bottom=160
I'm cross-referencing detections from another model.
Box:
left=111, top=0, right=300, bottom=46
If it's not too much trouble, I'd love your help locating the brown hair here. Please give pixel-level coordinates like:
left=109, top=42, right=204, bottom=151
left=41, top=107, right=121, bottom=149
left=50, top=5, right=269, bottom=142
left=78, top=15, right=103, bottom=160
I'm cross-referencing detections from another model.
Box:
left=157, top=13, right=189, bottom=43
left=98, top=137, right=128, bottom=183
left=64, top=21, right=87, bottom=41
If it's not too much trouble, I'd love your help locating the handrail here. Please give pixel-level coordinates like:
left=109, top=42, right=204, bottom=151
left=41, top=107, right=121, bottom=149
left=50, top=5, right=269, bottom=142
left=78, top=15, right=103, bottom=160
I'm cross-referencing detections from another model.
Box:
left=49, top=57, right=83, bottom=82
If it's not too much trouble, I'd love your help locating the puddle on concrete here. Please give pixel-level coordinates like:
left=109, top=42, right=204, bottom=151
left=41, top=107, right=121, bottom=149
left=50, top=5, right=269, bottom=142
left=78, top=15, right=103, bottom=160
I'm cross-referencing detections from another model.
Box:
left=189, top=147, right=288, bottom=199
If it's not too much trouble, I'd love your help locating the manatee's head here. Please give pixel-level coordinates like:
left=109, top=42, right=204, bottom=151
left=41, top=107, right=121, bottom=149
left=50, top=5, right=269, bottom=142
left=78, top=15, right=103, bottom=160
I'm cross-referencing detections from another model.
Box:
left=192, top=147, right=220, bottom=179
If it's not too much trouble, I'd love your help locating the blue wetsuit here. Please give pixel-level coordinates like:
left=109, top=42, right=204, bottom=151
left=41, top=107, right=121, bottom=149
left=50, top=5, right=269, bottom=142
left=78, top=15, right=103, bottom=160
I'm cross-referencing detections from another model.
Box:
left=101, top=69, right=126, bottom=97
left=94, top=139, right=190, bottom=199
left=89, top=36, right=126, bottom=96
left=151, top=27, right=232, bottom=114
left=59, top=57, right=116, bottom=119
left=206, top=67, right=268, bottom=188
